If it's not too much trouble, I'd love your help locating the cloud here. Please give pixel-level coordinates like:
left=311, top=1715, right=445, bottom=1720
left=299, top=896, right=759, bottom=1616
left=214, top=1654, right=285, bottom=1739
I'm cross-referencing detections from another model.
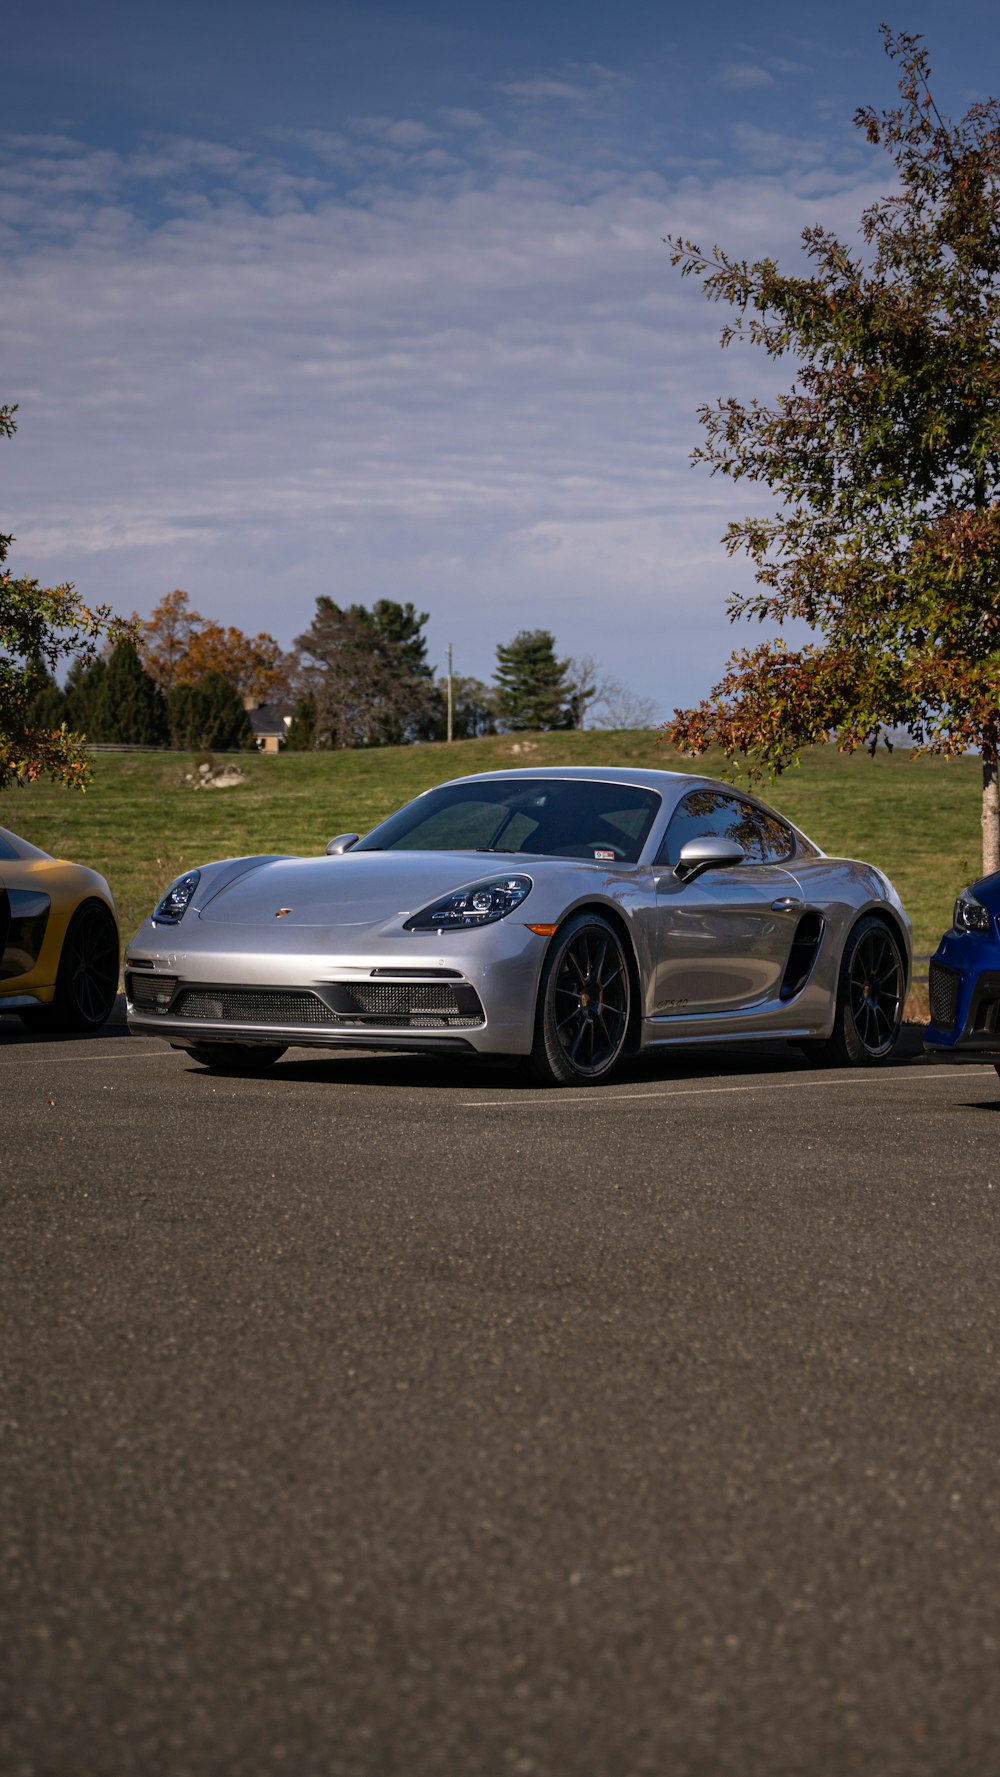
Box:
left=439, top=107, right=488, bottom=131
left=729, top=123, right=826, bottom=172
left=498, top=78, right=593, bottom=104
left=0, top=107, right=878, bottom=709
left=718, top=63, right=776, bottom=91
left=769, top=57, right=811, bottom=77
left=356, top=116, right=439, bottom=148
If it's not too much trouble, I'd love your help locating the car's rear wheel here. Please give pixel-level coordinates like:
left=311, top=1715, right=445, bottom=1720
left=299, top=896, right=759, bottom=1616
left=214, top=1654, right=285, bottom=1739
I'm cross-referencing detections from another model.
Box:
left=186, top=1042, right=287, bottom=1075
left=19, top=898, right=119, bottom=1034
left=526, top=913, right=631, bottom=1087
left=799, top=914, right=904, bottom=1066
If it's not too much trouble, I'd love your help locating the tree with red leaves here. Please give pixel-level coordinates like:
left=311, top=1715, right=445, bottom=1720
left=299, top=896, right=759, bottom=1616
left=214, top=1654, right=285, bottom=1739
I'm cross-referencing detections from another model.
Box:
left=667, top=28, right=1000, bottom=872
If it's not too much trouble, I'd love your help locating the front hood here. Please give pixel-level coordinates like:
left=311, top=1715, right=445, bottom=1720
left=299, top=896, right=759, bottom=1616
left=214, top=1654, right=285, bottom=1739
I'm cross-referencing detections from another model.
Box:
left=196, top=851, right=530, bottom=929
left=971, top=868, right=1000, bottom=915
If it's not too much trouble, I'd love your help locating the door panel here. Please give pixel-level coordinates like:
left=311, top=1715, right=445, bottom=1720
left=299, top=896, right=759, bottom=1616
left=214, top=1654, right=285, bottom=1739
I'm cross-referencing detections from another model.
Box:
left=653, top=864, right=803, bottom=1018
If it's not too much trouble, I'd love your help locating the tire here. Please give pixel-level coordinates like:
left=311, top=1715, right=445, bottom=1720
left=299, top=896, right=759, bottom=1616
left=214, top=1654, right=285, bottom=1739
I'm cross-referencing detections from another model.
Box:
left=187, top=1043, right=287, bottom=1075
left=525, top=913, right=631, bottom=1087
left=19, top=898, right=119, bottom=1034
left=799, top=914, right=904, bottom=1066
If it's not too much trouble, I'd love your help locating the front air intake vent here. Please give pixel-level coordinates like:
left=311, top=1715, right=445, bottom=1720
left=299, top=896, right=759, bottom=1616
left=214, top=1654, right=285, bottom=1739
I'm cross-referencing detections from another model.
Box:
left=347, top=983, right=462, bottom=1016
left=928, top=962, right=960, bottom=1033
left=175, top=989, right=339, bottom=1025
left=127, top=972, right=178, bottom=1012
left=339, top=981, right=485, bottom=1027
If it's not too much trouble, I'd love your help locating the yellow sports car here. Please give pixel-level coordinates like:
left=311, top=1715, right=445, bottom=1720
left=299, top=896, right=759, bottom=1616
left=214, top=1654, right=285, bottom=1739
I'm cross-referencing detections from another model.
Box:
left=0, top=825, right=119, bottom=1032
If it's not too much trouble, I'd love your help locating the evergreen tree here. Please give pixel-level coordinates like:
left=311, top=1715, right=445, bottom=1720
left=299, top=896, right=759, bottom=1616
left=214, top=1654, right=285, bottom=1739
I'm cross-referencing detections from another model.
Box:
left=64, top=655, right=108, bottom=737
left=494, top=630, right=570, bottom=731
left=285, top=692, right=316, bottom=750
left=24, top=664, right=68, bottom=732
left=352, top=599, right=433, bottom=679
left=93, top=644, right=168, bottom=745
left=166, top=671, right=255, bottom=751
left=296, top=600, right=437, bottom=748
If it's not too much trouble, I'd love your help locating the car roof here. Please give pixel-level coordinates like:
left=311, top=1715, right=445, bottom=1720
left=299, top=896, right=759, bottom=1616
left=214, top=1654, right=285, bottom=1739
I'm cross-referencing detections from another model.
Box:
left=439, top=764, right=772, bottom=805
left=443, top=765, right=709, bottom=793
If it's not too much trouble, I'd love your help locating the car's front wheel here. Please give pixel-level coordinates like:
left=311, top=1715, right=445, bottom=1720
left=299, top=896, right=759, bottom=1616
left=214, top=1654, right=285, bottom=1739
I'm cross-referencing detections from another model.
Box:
left=800, top=914, right=904, bottom=1066
left=526, top=913, right=631, bottom=1087
left=19, top=898, right=120, bottom=1034
left=186, top=1043, right=287, bottom=1075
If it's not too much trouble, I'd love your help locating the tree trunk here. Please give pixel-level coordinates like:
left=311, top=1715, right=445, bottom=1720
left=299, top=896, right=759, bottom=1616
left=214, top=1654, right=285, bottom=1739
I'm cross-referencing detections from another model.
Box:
left=983, top=748, right=1000, bottom=878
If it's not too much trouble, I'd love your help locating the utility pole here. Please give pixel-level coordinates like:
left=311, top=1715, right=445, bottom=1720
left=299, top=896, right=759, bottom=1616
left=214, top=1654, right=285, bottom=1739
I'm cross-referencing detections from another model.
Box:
left=446, top=643, right=454, bottom=744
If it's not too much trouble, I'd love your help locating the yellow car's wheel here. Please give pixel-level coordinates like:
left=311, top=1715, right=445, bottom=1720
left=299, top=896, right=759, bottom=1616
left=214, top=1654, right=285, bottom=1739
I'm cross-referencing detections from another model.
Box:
left=20, top=898, right=120, bottom=1034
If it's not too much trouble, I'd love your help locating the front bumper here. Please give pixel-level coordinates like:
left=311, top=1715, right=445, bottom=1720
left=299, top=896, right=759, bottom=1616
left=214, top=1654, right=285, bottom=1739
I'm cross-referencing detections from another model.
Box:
left=924, top=929, right=1000, bottom=1060
left=124, top=918, right=546, bottom=1056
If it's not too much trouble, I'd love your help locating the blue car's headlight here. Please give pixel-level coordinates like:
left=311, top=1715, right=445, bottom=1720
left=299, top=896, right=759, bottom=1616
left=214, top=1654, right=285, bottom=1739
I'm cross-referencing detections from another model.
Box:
left=153, top=869, right=201, bottom=925
left=404, top=874, right=532, bottom=932
left=953, top=888, right=992, bottom=935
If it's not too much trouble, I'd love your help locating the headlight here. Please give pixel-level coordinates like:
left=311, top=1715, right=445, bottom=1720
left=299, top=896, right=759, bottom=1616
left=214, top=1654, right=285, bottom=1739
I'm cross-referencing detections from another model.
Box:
left=153, top=869, right=201, bottom=925
left=953, top=888, right=992, bottom=935
left=404, top=874, right=532, bottom=931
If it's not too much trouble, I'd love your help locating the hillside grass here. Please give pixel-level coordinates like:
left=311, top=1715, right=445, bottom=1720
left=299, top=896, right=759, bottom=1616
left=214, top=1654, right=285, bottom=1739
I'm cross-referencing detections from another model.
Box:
left=0, top=731, right=982, bottom=955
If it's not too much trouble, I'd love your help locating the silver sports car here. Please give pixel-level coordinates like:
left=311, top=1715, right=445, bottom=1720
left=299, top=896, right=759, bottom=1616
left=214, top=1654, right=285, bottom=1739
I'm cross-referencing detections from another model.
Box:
left=125, top=766, right=911, bottom=1085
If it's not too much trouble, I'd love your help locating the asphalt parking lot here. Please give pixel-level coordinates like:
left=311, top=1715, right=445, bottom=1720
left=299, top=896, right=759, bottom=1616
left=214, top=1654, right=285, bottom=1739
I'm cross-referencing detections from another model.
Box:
left=3, top=1008, right=1000, bottom=1777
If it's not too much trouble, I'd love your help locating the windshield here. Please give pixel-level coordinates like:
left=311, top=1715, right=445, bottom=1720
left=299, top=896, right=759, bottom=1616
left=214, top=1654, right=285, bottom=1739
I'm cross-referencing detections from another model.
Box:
left=354, top=778, right=660, bottom=863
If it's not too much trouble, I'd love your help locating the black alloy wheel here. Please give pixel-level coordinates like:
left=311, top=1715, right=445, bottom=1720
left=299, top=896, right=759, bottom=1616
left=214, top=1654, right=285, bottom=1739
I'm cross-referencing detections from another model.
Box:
left=187, top=1042, right=287, bottom=1075
left=527, top=913, right=631, bottom=1086
left=800, top=914, right=904, bottom=1066
left=19, top=899, right=120, bottom=1034
left=847, top=924, right=904, bottom=1057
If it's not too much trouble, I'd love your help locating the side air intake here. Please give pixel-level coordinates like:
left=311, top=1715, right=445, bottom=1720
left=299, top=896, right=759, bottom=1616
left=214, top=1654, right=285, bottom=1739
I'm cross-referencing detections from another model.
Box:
left=780, top=912, right=825, bottom=1001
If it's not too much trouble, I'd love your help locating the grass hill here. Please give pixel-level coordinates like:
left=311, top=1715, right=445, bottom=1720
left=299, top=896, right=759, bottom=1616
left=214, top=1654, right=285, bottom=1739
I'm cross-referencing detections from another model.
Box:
left=0, top=730, right=982, bottom=955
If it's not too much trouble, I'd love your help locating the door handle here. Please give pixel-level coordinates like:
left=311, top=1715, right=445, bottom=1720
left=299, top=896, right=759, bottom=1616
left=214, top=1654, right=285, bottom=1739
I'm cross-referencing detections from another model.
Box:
left=771, top=896, right=802, bottom=912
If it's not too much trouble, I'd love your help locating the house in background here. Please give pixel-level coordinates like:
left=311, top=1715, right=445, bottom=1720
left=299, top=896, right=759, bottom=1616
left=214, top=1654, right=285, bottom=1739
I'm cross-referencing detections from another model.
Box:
left=247, top=701, right=295, bottom=753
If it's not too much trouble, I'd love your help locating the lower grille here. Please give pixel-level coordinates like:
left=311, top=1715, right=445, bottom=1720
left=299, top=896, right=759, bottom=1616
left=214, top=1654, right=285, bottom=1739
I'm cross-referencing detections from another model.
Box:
left=128, top=972, right=178, bottom=1012
left=169, top=981, right=485, bottom=1030
left=175, top=989, right=338, bottom=1025
left=928, top=962, right=959, bottom=1032
left=348, top=983, right=463, bottom=1017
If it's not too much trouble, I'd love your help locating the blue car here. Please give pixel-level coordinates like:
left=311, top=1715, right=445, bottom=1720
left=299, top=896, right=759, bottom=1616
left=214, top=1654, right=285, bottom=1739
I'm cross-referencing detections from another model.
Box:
left=925, top=875, right=1000, bottom=1067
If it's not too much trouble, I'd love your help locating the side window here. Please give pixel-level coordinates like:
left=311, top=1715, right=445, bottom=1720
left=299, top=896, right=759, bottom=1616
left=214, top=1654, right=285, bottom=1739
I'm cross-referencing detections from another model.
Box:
left=746, top=806, right=795, bottom=860
left=657, top=791, right=794, bottom=867
left=657, top=791, right=748, bottom=867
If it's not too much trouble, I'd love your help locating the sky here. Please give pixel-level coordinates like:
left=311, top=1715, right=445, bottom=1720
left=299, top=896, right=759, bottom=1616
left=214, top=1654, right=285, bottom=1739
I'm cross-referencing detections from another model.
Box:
left=3, top=0, right=998, bottom=719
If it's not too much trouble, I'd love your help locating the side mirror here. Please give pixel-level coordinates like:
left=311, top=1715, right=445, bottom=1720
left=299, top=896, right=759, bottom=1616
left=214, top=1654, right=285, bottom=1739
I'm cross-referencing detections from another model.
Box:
left=674, top=835, right=746, bottom=883
left=325, top=834, right=360, bottom=856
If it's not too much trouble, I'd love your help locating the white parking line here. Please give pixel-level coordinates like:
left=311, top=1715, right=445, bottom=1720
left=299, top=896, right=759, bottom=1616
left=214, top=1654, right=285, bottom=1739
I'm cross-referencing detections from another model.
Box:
left=0, top=1045, right=177, bottom=1064
left=460, top=1067, right=994, bottom=1109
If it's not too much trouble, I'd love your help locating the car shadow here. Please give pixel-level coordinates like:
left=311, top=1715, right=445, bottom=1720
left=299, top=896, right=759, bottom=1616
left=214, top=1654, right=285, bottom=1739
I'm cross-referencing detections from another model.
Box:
left=0, top=994, right=133, bottom=1045
left=176, top=1020, right=935, bottom=1092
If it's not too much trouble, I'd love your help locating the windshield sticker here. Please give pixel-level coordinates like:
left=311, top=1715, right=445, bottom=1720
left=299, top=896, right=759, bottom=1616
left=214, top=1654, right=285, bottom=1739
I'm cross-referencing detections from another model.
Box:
left=594, top=850, right=615, bottom=861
